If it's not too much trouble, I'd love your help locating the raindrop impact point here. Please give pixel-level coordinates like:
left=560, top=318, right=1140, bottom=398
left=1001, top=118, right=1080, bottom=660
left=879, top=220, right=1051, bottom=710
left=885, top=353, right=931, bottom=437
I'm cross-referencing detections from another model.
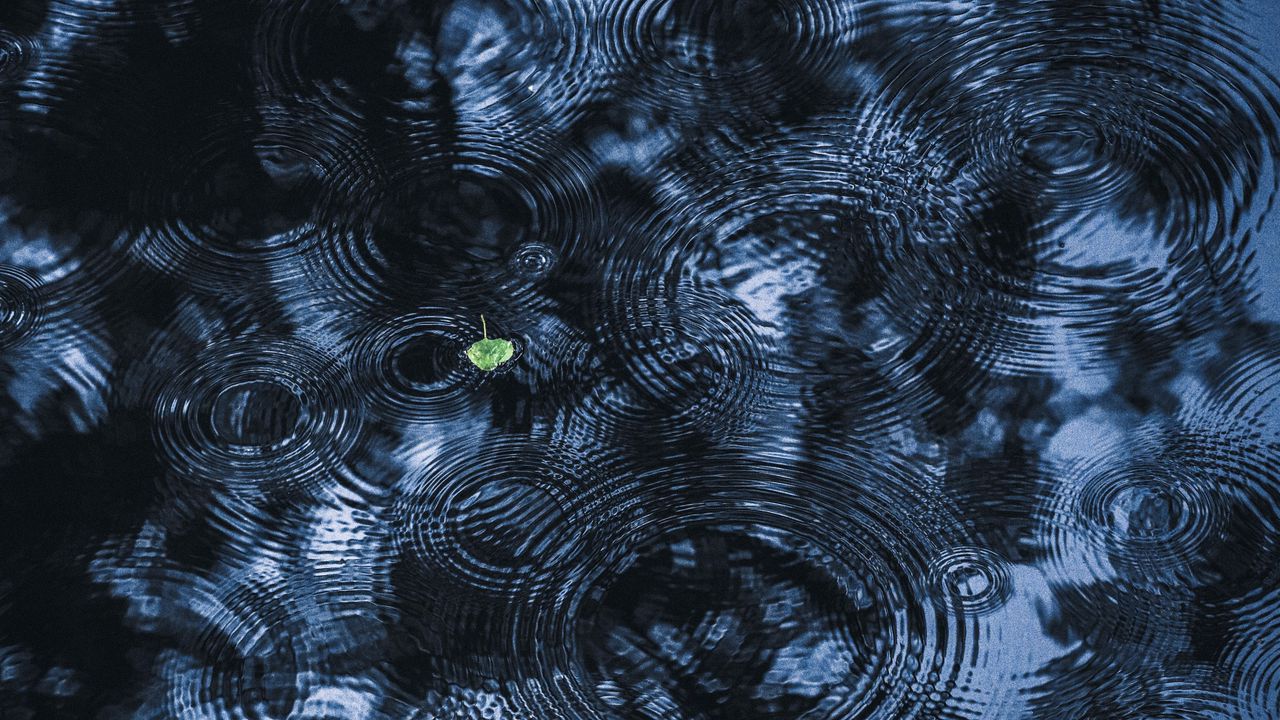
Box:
left=465, top=315, right=515, bottom=372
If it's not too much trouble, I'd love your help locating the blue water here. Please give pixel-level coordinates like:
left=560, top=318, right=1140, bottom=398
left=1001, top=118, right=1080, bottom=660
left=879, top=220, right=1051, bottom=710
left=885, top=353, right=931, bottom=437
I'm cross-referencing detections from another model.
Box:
left=2, top=1, right=1280, bottom=718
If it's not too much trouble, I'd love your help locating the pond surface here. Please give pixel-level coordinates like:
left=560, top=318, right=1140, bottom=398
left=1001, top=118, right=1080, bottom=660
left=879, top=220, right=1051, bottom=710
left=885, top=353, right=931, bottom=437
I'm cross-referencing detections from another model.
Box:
left=2, top=0, right=1280, bottom=718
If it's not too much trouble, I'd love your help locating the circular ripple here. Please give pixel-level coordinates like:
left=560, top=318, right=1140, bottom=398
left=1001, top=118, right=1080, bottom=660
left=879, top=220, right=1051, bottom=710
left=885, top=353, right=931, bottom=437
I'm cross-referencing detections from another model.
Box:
left=881, top=2, right=1280, bottom=221
left=1170, top=338, right=1280, bottom=610
left=597, top=0, right=861, bottom=124
left=1036, top=338, right=1280, bottom=614
left=132, top=123, right=324, bottom=292
left=508, top=242, right=558, bottom=280
left=256, top=0, right=598, bottom=133
left=0, top=30, right=37, bottom=78
left=1075, top=466, right=1213, bottom=556
left=927, top=546, right=1013, bottom=617
left=863, top=1, right=1280, bottom=378
left=318, top=133, right=599, bottom=309
left=1044, top=456, right=1226, bottom=579
left=586, top=283, right=782, bottom=442
left=176, top=582, right=304, bottom=720
left=943, top=76, right=1157, bottom=217
left=350, top=310, right=520, bottom=423
left=392, top=438, right=611, bottom=601
left=1226, top=611, right=1280, bottom=720
left=208, top=380, right=305, bottom=451
left=510, top=448, right=981, bottom=719
left=576, top=523, right=895, bottom=718
left=429, top=478, right=576, bottom=589
left=562, top=499, right=965, bottom=720
left=152, top=338, right=361, bottom=496
left=0, top=265, right=43, bottom=349
left=436, top=0, right=597, bottom=127
left=601, top=117, right=975, bottom=435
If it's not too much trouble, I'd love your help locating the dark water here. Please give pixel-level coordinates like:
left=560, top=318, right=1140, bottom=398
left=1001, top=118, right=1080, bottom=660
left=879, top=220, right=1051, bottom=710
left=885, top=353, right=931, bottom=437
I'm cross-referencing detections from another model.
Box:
left=3, top=1, right=1280, bottom=718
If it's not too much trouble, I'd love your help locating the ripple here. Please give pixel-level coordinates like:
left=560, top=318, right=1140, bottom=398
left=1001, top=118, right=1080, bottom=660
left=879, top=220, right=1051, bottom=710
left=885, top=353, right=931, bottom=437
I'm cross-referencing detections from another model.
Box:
left=209, top=380, right=304, bottom=451
left=5, top=0, right=153, bottom=144
left=1042, top=454, right=1227, bottom=583
left=436, top=0, right=598, bottom=128
left=942, top=77, right=1158, bottom=217
left=1225, top=606, right=1280, bottom=720
left=586, top=284, right=782, bottom=442
left=90, top=530, right=313, bottom=720
left=0, top=265, right=44, bottom=350
left=597, top=0, right=861, bottom=124
left=0, top=30, right=37, bottom=78
left=593, top=117, right=966, bottom=437
left=421, top=478, right=576, bottom=592
left=927, top=546, right=1013, bottom=617
left=349, top=310, right=519, bottom=423
left=1, top=0, right=1278, bottom=716
left=256, top=0, right=599, bottom=134
left=863, top=0, right=1280, bottom=378
left=576, top=523, right=895, bottom=717
left=1167, top=338, right=1280, bottom=610
left=884, top=2, right=1280, bottom=220
left=152, top=337, right=361, bottom=496
left=1034, top=339, right=1280, bottom=629
left=392, top=437, right=611, bottom=600
left=318, top=134, right=599, bottom=309
left=169, top=585, right=305, bottom=720
left=131, top=117, right=339, bottom=293
left=1078, top=465, right=1219, bottom=557
left=565, top=508, right=962, bottom=718
left=508, top=242, right=558, bottom=280
left=506, top=447, right=982, bottom=719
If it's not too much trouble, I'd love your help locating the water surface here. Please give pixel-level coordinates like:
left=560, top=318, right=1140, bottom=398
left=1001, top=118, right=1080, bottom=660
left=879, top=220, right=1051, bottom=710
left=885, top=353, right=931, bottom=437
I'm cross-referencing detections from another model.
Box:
left=2, top=0, right=1280, bottom=718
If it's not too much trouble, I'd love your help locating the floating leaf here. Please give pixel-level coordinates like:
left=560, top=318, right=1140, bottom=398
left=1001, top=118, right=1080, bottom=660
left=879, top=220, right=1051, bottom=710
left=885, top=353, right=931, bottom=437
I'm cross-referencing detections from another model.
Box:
left=465, top=315, right=515, bottom=371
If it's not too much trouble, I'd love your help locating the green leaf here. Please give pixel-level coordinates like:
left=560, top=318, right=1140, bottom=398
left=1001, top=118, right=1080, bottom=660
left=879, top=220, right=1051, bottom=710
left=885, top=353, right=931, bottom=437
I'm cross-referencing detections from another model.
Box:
left=466, top=337, right=515, bottom=371
left=465, top=314, right=515, bottom=371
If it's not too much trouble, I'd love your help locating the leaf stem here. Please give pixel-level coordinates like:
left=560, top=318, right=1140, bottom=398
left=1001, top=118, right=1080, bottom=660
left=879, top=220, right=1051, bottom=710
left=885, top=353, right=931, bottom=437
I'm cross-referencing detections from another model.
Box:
left=481, top=314, right=487, bottom=339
